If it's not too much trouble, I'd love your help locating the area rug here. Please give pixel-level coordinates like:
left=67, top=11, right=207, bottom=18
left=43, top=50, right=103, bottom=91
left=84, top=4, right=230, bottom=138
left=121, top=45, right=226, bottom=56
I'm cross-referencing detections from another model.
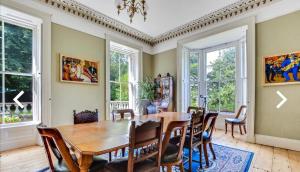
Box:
left=181, top=144, right=254, bottom=172
left=37, top=144, right=253, bottom=172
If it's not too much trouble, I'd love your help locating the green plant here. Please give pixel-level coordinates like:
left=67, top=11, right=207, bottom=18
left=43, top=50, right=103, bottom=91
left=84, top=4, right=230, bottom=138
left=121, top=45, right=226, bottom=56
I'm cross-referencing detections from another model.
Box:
left=138, top=76, right=155, bottom=101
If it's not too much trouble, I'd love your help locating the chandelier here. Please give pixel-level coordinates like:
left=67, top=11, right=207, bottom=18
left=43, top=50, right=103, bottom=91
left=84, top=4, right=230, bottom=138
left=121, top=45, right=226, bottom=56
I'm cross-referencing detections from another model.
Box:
left=114, top=0, right=148, bottom=23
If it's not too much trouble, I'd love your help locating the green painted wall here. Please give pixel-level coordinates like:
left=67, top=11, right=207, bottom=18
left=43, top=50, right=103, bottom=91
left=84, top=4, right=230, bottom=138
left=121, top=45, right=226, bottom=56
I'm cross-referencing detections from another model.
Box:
left=143, top=52, right=154, bottom=77
left=153, top=49, right=177, bottom=77
left=51, top=23, right=106, bottom=126
left=255, top=11, right=300, bottom=140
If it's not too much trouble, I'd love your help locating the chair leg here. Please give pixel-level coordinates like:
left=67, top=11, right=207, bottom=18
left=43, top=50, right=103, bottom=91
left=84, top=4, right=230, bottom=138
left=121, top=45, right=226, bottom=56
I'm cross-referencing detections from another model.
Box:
left=243, top=124, right=247, bottom=134
left=239, top=125, right=243, bottom=135
left=179, top=162, right=184, bottom=172
left=189, top=147, right=192, bottom=172
left=161, top=166, right=165, bottom=172
left=109, top=152, right=112, bottom=161
left=203, top=143, right=209, bottom=168
left=225, top=122, right=228, bottom=134
left=121, top=147, right=126, bottom=157
left=231, top=124, right=234, bottom=138
left=209, top=143, right=216, bottom=160
left=167, top=166, right=172, bottom=172
left=198, top=145, right=203, bottom=169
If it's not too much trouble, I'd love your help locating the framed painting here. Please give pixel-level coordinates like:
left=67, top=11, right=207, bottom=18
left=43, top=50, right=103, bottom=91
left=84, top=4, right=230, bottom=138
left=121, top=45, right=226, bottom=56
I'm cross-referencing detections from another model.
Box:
left=60, top=54, right=99, bottom=84
left=263, top=51, right=300, bottom=86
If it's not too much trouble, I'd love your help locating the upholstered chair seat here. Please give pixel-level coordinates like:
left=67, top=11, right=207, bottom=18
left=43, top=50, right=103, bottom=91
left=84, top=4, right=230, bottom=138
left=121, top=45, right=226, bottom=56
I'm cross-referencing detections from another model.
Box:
left=225, top=118, right=244, bottom=124
left=54, top=154, right=107, bottom=172
left=161, top=143, right=179, bottom=163
left=104, top=157, right=157, bottom=172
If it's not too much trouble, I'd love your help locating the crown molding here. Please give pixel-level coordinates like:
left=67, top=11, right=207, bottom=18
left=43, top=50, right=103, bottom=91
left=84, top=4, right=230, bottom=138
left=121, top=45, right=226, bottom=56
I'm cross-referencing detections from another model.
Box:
left=37, top=0, right=278, bottom=46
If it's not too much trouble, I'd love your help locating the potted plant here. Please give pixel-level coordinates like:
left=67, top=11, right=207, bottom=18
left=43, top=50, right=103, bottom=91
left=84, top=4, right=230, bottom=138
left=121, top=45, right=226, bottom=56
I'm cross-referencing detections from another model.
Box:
left=137, top=76, right=156, bottom=114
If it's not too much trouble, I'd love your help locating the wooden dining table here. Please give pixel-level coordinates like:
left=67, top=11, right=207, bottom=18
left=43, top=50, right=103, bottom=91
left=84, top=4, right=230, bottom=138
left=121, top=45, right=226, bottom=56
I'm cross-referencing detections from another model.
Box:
left=57, top=112, right=191, bottom=172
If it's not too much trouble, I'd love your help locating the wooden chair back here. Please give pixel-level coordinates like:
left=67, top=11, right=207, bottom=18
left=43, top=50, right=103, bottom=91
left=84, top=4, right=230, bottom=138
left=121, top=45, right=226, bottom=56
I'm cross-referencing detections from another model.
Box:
left=189, top=108, right=205, bottom=141
left=203, top=113, right=219, bottom=141
left=37, top=124, right=79, bottom=172
left=127, top=118, right=164, bottom=172
left=73, top=109, right=98, bottom=124
left=187, top=106, right=203, bottom=113
left=161, top=120, right=189, bottom=162
left=113, top=109, right=135, bottom=121
left=235, top=105, right=247, bottom=121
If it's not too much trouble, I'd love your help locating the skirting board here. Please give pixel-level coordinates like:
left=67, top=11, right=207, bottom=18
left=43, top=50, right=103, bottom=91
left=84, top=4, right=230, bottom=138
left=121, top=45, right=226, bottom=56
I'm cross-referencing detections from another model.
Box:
left=256, top=134, right=300, bottom=152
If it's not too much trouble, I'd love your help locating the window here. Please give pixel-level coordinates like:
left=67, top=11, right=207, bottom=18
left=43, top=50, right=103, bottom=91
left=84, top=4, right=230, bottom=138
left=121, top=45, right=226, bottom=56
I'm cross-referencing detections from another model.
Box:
left=110, top=51, right=129, bottom=102
left=189, top=52, right=200, bottom=107
left=109, top=41, right=140, bottom=113
left=185, top=41, right=246, bottom=114
left=0, top=6, right=41, bottom=126
left=206, top=47, right=236, bottom=113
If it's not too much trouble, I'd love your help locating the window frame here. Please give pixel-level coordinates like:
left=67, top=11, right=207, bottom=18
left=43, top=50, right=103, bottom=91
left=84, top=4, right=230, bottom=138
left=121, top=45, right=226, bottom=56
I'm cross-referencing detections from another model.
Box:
left=203, top=42, right=239, bottom=113
left=187, top=40, right=245, bottom=115
left=0, top=6, right=42, bottom=128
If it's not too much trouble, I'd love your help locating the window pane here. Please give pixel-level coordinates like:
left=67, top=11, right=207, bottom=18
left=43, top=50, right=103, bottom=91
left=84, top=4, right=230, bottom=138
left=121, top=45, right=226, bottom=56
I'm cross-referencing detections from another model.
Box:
left=120, top=55, right=128, bottom=82
left=120, top=83, right=129, bottom=101
left=110, top=51, right=120, bottom=82
left=206, top=47, right=236, bottom=112
left=0, top=75, right=2, bottom=124
left=110, top=82, right=120, bottom=101
left=0, top=21, right=2, bottom=71
left=4, top=22, right=32, bottom=73
left=5, top=75, right=33, bottom=123
left=207, top=81, right=219, bottom=112
left=220, top=80, right=235, bottom=113
left=189, top=52, right=198, bottom=78
left=190, top=85, right=198, bottom=107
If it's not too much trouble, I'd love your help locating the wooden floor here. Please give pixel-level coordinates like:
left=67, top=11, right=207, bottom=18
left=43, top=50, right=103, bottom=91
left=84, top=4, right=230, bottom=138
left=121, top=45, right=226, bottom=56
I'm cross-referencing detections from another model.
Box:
left=1, top=129, right=300, bottom=172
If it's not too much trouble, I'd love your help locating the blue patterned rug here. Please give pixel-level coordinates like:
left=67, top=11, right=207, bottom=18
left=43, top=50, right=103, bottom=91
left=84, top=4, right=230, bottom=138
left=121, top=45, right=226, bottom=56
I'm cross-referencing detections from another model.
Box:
left=181, top=144, right=253, bottom=172
left=37, top=144, right=253, bottom=172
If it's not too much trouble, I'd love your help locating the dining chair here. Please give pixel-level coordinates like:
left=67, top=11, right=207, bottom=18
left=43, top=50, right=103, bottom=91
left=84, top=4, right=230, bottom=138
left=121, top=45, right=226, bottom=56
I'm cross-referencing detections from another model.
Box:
left=161, top=120, right=189, bottom=172
left=37, top=124, right=107, bottom=172
left=202, top=113, right=219, bottom=167
left=73, top=109, right=98, bottom=124
left=104, top=118, right=164, bottom=172
left=225, top=105, right=247, bottom=138
left=187, top=106, right=203, bottom=114
left=171, top=109, right=205, bottom=171
left=112, top=109, right=135, bottom=158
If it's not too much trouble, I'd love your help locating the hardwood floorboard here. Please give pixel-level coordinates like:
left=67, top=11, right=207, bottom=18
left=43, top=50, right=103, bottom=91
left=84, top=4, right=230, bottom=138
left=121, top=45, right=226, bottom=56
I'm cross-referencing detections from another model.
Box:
left=0, top=129, right=299, bottom=172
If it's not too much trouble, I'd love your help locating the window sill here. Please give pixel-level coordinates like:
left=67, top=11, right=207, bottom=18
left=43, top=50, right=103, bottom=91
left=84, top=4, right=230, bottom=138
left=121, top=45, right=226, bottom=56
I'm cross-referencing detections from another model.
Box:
left=0, top=121, right=40, bottom=129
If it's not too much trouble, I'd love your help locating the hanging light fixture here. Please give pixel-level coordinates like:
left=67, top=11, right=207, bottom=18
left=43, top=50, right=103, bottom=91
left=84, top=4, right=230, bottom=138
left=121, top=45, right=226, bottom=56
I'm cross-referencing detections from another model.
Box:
left=114, top=0, right=148, bottom=23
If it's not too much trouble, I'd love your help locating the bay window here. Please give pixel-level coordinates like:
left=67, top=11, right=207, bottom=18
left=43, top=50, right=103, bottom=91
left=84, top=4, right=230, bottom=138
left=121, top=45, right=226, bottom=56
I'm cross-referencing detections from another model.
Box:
left=184, top=40, right=246, bottom=114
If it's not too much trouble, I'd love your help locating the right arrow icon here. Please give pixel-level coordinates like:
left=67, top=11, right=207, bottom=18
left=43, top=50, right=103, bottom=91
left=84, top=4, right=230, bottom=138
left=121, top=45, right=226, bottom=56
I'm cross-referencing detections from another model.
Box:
left=276, top=91, right=287, bottom=109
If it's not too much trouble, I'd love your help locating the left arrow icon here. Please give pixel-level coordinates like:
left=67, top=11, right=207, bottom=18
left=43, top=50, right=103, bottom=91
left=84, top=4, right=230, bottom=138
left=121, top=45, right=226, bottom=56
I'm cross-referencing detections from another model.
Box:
left=13, top=90, right=24, bottom=109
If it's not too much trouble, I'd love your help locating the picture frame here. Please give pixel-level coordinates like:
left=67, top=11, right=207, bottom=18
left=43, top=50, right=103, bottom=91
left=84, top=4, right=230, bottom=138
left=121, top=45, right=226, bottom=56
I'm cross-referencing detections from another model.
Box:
left=262, top=51, right=300, bottom=86
left=60, top=54, right=99, bottom=85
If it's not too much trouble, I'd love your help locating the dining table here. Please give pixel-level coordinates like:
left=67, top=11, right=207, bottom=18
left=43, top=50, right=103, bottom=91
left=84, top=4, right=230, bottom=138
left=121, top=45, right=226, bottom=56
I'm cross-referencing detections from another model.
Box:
left=57, top=112, right=191, bottom=172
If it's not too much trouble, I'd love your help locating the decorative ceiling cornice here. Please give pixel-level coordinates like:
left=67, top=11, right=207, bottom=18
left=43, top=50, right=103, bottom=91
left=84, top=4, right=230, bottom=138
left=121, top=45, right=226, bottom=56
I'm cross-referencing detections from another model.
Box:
left=38, top=0, right=276, bottom=46
left=153, top=0, right=276, bottom=45
left=39, top=0, right=154, bottom=45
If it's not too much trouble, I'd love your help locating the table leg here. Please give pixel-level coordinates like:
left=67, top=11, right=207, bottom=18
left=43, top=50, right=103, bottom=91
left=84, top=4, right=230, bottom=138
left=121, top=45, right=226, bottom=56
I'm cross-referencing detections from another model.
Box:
left=78, top=154, right=93, bottom=172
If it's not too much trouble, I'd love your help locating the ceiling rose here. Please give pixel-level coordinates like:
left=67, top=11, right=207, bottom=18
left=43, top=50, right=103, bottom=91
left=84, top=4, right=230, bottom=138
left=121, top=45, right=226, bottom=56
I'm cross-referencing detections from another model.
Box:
left=114, top=0, right=149, bottom=23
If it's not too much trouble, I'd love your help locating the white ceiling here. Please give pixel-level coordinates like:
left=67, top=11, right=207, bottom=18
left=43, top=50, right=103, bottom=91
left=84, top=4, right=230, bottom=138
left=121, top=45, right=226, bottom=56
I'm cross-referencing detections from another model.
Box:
left=74, top=0, right=240, bottom=37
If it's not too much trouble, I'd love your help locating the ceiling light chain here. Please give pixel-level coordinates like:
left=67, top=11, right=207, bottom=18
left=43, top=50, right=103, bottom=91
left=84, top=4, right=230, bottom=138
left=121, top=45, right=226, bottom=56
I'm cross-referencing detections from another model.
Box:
left=115, top=0, right=148, bottom=23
